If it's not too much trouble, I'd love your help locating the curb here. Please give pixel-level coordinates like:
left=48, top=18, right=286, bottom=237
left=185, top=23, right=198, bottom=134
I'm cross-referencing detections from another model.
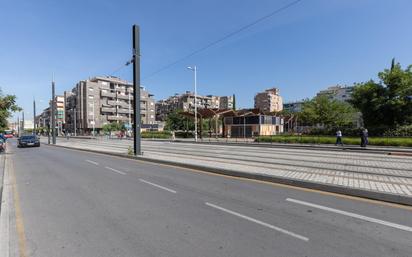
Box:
left=46, top=144, right=412, bottom=206
left=0, top=146, right=10, bottom=257
left=388, top=152, right=412, bottom=157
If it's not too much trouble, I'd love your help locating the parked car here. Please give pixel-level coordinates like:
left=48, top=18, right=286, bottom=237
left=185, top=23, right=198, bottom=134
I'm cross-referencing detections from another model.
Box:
left=17, top=135, right=40, bottom=148
left=4, top=129, right=14, bottom=139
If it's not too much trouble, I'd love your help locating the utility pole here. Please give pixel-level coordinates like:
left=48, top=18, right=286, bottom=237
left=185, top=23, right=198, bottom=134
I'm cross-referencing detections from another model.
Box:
left=132, top=24, right=141, bottom=155
left=51, top=80, right=56, bottom=144
left=33, top=99, right=36, bottom=135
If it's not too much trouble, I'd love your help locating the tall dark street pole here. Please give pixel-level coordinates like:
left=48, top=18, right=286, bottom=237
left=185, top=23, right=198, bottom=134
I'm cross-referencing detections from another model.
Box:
left=51, top=80, right=56, bottom=144
left=132, top=24, right=141, bottom=155
left=33, top=99, right=36, bottom=135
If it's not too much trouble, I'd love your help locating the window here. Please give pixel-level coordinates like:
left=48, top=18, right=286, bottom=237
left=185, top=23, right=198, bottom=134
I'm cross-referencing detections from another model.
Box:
left=88, top=87, right=94, bottom=92
left=102, top=82, right=108, bottom=86
left=88, top=95, right=94, bottom=99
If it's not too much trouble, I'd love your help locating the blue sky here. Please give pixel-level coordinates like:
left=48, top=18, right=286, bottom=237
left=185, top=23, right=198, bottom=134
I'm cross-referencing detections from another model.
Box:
left=1, top=0, right=412, bottom=121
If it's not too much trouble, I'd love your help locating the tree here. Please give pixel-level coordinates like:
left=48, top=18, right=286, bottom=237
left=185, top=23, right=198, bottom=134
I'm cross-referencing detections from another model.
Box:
left=232, top=94, right=236, bottom=110
left=102, top=122, right=126, bottom=134
left=350, top=60, right=412, bottom=131
left=0, top=90, right=21, bottom=131
left=165, top=110, right=194, bottom=131
left=300, top=95, right=356, bottom=128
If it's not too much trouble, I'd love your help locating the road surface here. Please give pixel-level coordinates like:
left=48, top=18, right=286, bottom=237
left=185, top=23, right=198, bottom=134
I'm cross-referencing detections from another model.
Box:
left=4, top=139, right=412, bottom=257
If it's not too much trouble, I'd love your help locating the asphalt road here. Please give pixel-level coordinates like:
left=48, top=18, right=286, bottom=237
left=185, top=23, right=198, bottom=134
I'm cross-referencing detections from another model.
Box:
left=6, top=139, right=412, bottom=257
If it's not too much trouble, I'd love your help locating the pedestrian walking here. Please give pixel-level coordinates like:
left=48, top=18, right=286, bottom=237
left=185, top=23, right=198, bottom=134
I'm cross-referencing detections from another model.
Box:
left=335, top=130, right=343, bottom=146
left=361, top=128, right=369, bottom=147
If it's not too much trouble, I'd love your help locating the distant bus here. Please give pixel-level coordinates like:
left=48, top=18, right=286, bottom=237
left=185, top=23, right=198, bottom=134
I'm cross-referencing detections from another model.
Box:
left=4, top=130, right=14, bottom=138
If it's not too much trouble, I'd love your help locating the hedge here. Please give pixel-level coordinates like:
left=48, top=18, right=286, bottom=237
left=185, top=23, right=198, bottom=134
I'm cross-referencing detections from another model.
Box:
left=255, top=135, right=412, bottom=147
left=141, top=131, right=171, bottom=139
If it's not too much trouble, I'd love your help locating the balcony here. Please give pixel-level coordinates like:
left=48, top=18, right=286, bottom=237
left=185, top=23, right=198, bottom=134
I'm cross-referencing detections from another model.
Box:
left=117, top=94, right=132, bottom=100
left=107, top=100, right=117, bottom=106
left=107, top=115, right=128, bottom=121
left=101, top=91, right=116, bottom=98
left=117, top=108, right=133, bottom=114
left=101, top=107, right=116, bottom=113
left=114, top=87, right=126, bottom=92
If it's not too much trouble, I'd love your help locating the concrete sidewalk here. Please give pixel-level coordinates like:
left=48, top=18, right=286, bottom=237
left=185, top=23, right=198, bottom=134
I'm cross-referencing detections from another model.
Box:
left=57, top=135, right=412, bottom=154
left=44, top=138, right=412, bottom=205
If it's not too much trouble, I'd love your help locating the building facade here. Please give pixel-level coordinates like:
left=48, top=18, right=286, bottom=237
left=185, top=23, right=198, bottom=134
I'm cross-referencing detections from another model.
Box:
left=219, top=95, right=234, bottom=109
left=55, top=95, right=65, bottom=134
left=316, top=85, right=354, bottom=102
left=64, top=76, right=155, bottom=134
left=156, top=92, right=234, bottom=121
left=224, top=115, right=284, bottom=138
left=254, top=88, right=283, bottom=113
left=283, top=101, right=304, bottom=113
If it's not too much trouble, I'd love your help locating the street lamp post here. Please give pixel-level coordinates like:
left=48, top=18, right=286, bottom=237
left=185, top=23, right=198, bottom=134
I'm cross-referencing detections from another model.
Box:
left=132, top=24, right=142, bottom=156
left=187, top=66, right=198, bottom=142
left=51, top=80, right=56, bottom=144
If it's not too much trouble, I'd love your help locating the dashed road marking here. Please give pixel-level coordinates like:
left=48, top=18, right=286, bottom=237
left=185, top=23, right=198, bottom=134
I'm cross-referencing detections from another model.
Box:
left=205, top=202, right=309, bottom=241
left=139, top=179, right=177, bottom=194
left=286, top=198, right=412, bottom=232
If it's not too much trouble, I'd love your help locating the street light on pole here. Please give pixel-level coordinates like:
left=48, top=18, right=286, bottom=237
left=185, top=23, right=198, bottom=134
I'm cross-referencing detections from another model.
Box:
left=187, top=66, right=198, bottom=142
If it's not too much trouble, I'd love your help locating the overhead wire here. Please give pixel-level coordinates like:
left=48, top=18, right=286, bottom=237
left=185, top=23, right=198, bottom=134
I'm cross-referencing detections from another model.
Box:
left=142, top=0, right=303, bottom=81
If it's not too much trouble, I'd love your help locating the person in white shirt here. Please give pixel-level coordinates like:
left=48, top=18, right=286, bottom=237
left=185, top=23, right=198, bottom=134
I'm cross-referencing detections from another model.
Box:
left=335, top=130, right=343, bottom=146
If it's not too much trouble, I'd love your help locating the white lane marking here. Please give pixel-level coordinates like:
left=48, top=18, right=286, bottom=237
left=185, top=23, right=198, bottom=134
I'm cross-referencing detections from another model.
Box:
left=205, top=202, right=309, bottom=242
left=139, top=179, right=177, bottom=194
left=105, top=166, right=126, bottom=175
left=286, top=198, right=412, bottom=232
left=85, top=160, right=99, bottom=165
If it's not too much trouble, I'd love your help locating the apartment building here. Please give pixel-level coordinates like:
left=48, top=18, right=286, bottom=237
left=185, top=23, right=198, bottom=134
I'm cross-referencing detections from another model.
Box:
left=55, top=95, right=65, bottom=133
left=316, top=85, right=354, bottom=102
left=34, top=95, right=65, bottom=133
left=156, top=92, right=234, bottom=121
left=283, top=101, right=304, bottom=113
left=254, top=88, right=283, bottom=113
left=65, top=76, right=155, bottom=134
left=219, top=95, right=234, bottom=109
